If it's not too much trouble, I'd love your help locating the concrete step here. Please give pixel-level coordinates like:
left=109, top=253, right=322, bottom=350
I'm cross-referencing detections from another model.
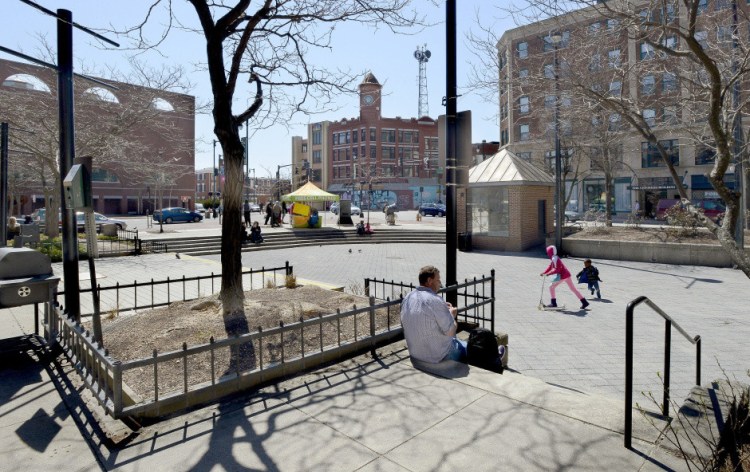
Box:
left=155, top=230, right=445, bottom=256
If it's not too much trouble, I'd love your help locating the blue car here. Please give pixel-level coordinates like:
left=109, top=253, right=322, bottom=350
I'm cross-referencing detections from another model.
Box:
left=418, top=203, right=446, bottom=217
left=153, top=207, right=203, bottom=224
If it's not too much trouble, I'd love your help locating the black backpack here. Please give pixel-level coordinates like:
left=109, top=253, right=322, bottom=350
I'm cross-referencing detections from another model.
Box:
left=467, top=328, right=503, bottom=373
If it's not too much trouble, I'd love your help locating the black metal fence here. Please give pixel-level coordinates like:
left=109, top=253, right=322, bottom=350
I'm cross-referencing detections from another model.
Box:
left=364, top=270, right=496, bottom=333
left=58, top=262, right=293, bottom=317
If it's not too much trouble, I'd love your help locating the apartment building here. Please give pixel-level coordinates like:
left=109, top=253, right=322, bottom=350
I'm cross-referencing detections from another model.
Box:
left=497, top=1, right=744, bottom=217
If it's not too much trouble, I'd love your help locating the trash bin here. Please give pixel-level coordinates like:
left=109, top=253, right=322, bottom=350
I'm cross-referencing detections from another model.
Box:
left=101, top=223, right=118, bottom=237
left=458, top=232, right=472, bottom=252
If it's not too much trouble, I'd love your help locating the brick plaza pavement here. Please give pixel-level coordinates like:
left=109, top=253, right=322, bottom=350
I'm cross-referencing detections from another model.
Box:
left=7, top=242, right=748, bottom=409
left=214, top=243, right=749, bottom=408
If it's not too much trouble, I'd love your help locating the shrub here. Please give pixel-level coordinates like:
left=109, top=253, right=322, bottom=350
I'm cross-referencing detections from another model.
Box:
left=285, top=274, right=297, bottom=288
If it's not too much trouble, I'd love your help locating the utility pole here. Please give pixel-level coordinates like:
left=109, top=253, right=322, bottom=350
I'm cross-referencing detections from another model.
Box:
left=445, top=0, right=458, bottom=306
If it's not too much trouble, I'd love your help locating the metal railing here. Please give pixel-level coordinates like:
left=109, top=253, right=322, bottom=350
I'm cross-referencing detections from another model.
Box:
left=53, top=271, right=494, bottom=420
left=624, top=295, right=701, bottom=449
left=59, top=262, right=293, bottom=317
left=52, top=294, right=404, bottom=419
left=364, top=270, right=496, bottom=333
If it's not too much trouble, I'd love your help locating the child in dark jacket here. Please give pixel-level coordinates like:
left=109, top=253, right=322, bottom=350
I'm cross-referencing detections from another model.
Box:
left=577, top=259, right=602, bottom=299
left=540, top=245, right=589, bottom=309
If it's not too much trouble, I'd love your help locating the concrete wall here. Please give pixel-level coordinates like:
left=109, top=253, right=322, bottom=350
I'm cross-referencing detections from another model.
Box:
left=563, top=238, right=745, bottom=268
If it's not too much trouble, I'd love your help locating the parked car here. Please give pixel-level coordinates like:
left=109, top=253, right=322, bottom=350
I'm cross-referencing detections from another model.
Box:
left=655, top=198, right=725, bottom=224
left=153, top=207, right=203, bottom=224
left=30, top=208, right=127, bottom=230
left=418, top=202, right=446, bottom=217
left=249, top=203, right=261, bottom=212
left=330, top=202, right=361, bottom=216
left=695, top=199, right=725, bottom=223
left=194, top=203, right=206, bottom=214
left=86, top=212, right=128, bottom=230
left=564, top=209, right=583, bottom=222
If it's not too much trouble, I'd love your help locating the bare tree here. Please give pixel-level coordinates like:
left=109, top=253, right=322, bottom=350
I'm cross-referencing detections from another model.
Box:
left=114, top=0, right=430, bottom=327
left=470, top=0, right=750, bottom=276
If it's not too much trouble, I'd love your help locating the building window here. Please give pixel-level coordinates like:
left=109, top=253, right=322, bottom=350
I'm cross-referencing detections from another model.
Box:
left=501, top=128, right=509, bottom=146
left=370, top=146, right=377, bottom=160
left=345, top=131, right=351, bottom=144
left=643, top=109, right=656, bottom=127
left=607, top=18, right=619, bottom=31
left=662, top=72, right=678, bottom=92
left=588, top=22, right=602, bottom=35
left=641, top=139, right=679, bottom=167
left=589, top=53, right=602, bottom=71
left=312, top=130, right=321, bottom=145
left=697, top=0, right=708, bottom=12
left=519, top=68, right=529, bottom=84
left=695, top=141, right=716, bottom=164
left=608, top=113, right=622, bottom=131
left=361, top=128, right=366, bottom=142
left=544, top=63, right=555, bottom=79
left=370, top=127, right=376, bottom=141
left=352, top=129, right=358, bottom=143
left=519, top=124, right=530, bottom=141
left=608, top=49, right=621, bottom=68
left=381, top=129, right=396, bottom=143
left=312, top=169, right=321, bottom=182
left=696, top=31, right=708, bottom=49
left=301, top=144, right=308, bottom=153
left=641, top=74, right=656, bottom=95
left=312, top=150, right=321, bottom=163
left=661, top=3, right=676, bottom=23
left=91, top=168, right=120, bottom=183
left=640, top=42, right=655, bottom=60
left=382, top=146, right=395, bottom=160
left=544, top=31, right=570, bottom=51
left=519, top=95, right=530, bottom=114
left=609, top=80, right=622, bottom=97
left=717, top=26, right=733, bottom=43
left=470, top=186, right=510, bottom=237
left=661, top=36, right=677, bottom=55
left=517, top=41, right=528, bottom=59
left=663, top=105, right=679, bottom=125
left=545, top=95, right=555, bottom=109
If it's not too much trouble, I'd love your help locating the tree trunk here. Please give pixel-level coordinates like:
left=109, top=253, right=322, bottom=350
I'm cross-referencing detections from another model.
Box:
left=219, top=139, right=246, bottom=321
left=605, top=172, right=613, bottom=227
left=44, top=186, right=59, bottom=238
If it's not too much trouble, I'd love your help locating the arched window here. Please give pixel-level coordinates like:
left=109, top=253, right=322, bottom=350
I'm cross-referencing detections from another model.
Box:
left=84, top=87, right=119, bottom=103
left=91, top=168, right=120, bottom=183
left=150, top=97, right=174, bottom=112
left=2, top=73, right=51, bottom=92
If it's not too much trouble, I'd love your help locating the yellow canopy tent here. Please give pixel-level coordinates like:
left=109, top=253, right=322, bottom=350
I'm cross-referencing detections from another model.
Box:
left=281, top=182, right=339, bottom=228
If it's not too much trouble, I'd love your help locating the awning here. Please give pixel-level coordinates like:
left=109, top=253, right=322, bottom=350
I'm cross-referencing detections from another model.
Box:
left=281, top=181, right=340, bottom=202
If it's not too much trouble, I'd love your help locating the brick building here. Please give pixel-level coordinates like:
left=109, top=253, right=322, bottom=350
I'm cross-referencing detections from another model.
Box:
left=0, top=58, right=195, bottom=216
left=496, top=2, right=745, bottom=218
left=292, top=73, right=441, bottom=210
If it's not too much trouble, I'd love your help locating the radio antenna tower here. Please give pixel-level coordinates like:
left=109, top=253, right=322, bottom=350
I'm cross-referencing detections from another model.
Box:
left=414, top=44, right=431, bottom=117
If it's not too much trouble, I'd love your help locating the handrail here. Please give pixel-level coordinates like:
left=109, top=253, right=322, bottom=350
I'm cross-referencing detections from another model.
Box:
left=624, top=295, right=701, bottom=449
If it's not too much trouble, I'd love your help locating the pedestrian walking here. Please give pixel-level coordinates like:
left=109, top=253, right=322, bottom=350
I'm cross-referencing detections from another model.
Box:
left=540, top=245, right=589, bottom=309
left=576, top=259, right=603, bottom=299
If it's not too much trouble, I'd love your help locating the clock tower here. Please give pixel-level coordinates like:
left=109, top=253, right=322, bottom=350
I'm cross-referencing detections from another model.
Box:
left=359, top=71, right=382, bottom=121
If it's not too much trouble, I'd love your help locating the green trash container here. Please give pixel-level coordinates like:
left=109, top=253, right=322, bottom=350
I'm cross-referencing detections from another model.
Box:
left=458, top=232, right=472, bottom=252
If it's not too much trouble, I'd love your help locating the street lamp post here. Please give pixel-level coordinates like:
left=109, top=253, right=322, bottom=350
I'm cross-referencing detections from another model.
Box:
left=212, top=140, right=217, bottom=208
left=550, top=33, right=564, bottom=251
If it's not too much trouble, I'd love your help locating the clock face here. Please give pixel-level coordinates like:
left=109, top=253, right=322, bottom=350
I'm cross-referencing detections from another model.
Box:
left=363, top=94, right=374, bottom=105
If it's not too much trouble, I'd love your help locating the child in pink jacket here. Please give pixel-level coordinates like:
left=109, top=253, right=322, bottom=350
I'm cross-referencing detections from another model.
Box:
left=540, top=245, right=589, bottom=309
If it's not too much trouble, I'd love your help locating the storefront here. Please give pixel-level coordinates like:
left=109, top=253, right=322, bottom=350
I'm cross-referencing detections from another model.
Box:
left=690, top=174, right=735, bottom=200
left=629, top=177, right=677, bottom=218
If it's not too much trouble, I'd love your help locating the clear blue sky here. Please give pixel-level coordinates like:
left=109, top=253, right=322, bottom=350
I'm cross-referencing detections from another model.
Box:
left=2, top=0, right=516, bottom=178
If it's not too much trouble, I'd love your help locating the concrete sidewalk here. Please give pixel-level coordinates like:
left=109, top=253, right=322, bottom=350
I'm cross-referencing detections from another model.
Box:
left=2, top=243, right=747, bottom=470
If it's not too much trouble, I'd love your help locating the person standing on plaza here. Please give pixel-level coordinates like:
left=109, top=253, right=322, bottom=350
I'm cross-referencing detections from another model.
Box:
left=400, top=265, right=467, bottom=363
left=264, top=201, right=272, bottom=225
left=272, top=201, right=282, bottom=227
left=540, top=245, right=589, bottom=309
left=281, top=201, right=288, bottom=223
left=576, top=259, right=603, bottom=299
left=243, top=200, right=251, bottom=226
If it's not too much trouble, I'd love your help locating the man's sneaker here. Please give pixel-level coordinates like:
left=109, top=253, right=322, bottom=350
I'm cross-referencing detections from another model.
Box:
left=498, top=345, right=507, bottom=367
left=590, top=288, right=595, bottom=295
left=596, top=291, right=601, bottom=299
left=581, top=298, right=590, bottom=309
